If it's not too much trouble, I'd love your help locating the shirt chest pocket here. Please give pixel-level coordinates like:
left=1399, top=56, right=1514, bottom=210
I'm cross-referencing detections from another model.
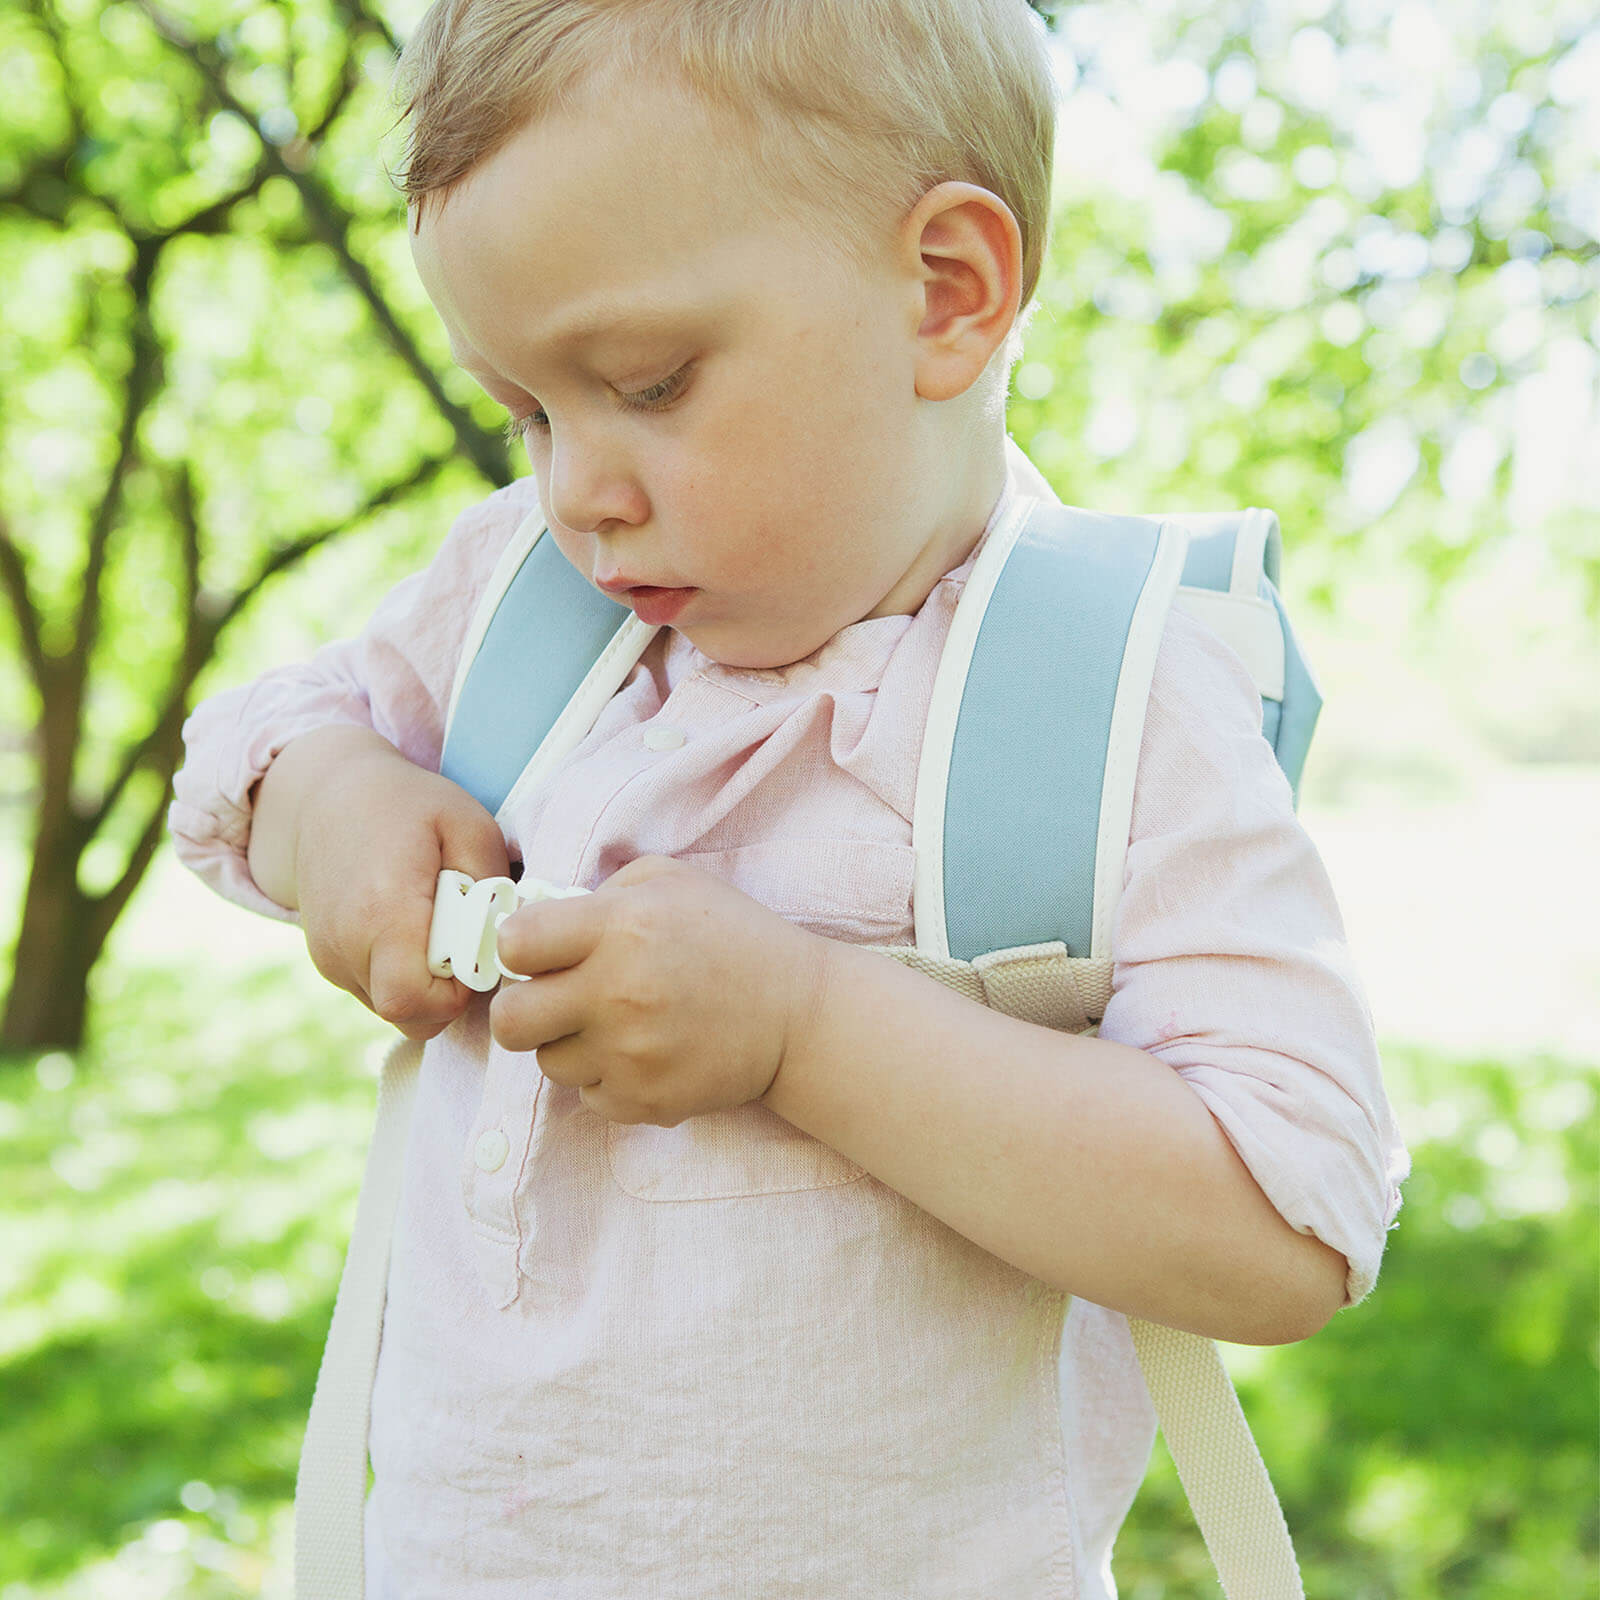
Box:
left=606, top=1102, right=867, bottom=1201
left=605, top=835, right=912, bottom=1201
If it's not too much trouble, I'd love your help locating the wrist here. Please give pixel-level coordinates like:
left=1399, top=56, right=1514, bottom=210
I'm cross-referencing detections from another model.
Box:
left=763, top=928, right=838, bottom=1113
left=247, top=724, right=400, bottom=909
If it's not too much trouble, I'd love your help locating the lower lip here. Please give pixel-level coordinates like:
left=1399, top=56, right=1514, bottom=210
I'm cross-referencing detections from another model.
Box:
left=621, top=587, right=697, bottom=625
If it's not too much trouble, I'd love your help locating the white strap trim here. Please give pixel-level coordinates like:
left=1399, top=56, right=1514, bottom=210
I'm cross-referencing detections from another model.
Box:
left=910, top=489, right=1033, bottom=959
left=1173, top=588, right=1286, bottom=702
left=294, top=1036, right=422, bottom=1600
left=1128, top=1319, right=1305, bottom=1599
left=441, top=510, right=656, bottom=823
left=1228, top=507, right=1272, bottom=598
left=494, top=613, right=657, bottom=823
left=1089, top=520, right=1189, bottom=959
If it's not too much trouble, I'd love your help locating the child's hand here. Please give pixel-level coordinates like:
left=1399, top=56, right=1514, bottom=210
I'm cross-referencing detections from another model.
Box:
left=258, top=727, right=510, bottom=1040
left=490, top=856, right=828, bottom=1126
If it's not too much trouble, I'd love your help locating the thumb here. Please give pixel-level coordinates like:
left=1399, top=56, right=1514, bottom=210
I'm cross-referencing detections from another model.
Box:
left=434, top=784, right=511, bottom=883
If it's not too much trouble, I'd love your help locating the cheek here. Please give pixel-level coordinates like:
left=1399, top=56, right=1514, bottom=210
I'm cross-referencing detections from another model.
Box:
left=691, top=406, right=855, bottom=548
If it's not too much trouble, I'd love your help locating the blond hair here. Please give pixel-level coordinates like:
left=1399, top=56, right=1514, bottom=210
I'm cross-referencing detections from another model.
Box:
left=394, top=0, right=1057, bottom=311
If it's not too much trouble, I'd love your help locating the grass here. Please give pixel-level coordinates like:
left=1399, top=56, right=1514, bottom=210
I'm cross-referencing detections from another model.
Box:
left=0, top=957, right=1595, bottom=1598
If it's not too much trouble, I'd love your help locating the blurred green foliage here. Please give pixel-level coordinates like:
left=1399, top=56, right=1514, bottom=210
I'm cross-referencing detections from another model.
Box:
left=1012, top=0, right=1598, bottom=617
left=0, top=959, right=383, bottom=1596
left=0, top=963, right=1594, bottom=1596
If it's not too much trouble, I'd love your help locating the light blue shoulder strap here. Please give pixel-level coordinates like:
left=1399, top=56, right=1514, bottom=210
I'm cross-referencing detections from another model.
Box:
left=440, top=525, right=637, bottom=816
left=916, top=499, right=1191, bottom=962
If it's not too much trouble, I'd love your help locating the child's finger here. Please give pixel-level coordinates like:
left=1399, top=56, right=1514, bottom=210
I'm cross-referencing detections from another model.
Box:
left=488, top=964, right=592, bottom=1058
left=435, top=794, right=511, bottom=883
left=495, top=893, right=606, bottom=980
left=366, top=930, right=471, bottom=1038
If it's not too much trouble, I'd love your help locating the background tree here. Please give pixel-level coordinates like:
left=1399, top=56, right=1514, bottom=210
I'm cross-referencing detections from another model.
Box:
left=1025, top=0, right=1596, bottom=572
left=0, top=0, right=514, bottom=1051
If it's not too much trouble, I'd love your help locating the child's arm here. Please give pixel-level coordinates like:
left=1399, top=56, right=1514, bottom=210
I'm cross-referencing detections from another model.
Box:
left=169, top=479, right=539, bottom=1024
left=764, top=934, right=1346, bottom=1346
left=761, top=608, right=1406, bottom=1346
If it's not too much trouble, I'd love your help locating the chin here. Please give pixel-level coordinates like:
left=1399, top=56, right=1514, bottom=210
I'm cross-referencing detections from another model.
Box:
left=675, top=619, right=823, bottom=672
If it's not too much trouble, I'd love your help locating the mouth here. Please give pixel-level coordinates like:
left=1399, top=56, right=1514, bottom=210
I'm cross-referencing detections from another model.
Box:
left=603, top=584, right=697, bottom=625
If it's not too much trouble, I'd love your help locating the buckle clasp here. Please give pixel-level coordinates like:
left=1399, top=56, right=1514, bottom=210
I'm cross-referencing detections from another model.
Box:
left=426, top=869, right=591, bottom=991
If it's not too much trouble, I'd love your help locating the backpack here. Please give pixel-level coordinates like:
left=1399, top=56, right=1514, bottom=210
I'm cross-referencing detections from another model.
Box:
left=294, top=452, right=1323, bottom=1600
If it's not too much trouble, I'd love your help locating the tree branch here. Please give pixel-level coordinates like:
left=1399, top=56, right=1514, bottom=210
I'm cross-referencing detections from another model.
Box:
left=343, top=0, right=403, bottom=63
left=300, top=29, right=364, bottom=146
left=86, top=782, right=174, bottom=957
left=138, top=0, right=511, bottom=487
left=82, top=459, right=205, bottom=838
left=165, top=156, right=275, bottom=239
left=174, top=456, right=202, bottom=623
left=81, top=449, right=450, bottom=841
left=0, top=511, right=48, bottom=693
left=210, top=447, right=452, bottom=635
left=66, top=236, right=164, bottom=730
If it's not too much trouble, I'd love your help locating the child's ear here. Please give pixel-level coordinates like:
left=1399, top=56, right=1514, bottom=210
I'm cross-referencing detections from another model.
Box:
left=902, top=182, right=1023, bottom=402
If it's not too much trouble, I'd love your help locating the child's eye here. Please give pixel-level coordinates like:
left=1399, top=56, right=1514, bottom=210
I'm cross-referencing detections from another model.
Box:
left=503, top=407, right=548, bottom=443
left=614, top=361, right=694, bottom=415
left=501, top=362, right=694, bottom=445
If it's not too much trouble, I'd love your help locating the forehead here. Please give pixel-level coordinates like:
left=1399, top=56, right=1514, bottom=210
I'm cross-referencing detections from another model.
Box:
left=410, top=78, right=832, bottom=373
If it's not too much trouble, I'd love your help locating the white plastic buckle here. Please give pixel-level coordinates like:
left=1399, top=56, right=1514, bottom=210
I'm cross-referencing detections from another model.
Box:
left=426, top=869, right=590, bottom=992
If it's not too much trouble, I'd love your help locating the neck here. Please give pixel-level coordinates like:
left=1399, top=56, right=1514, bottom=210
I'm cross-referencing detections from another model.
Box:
left=866, top=408, right=1010, bottom=620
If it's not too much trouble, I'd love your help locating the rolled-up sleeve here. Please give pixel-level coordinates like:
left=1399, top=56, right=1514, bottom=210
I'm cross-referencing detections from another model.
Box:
left=1097, top=604, right=1409, bottom=1307
left=167, top=478, right=540, bottom=921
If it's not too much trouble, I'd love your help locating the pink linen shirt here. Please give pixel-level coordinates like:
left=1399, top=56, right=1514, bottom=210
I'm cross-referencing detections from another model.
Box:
left=170, top=448, right=1407, bottom=1598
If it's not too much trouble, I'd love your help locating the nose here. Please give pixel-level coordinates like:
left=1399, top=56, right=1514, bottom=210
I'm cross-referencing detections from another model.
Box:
left=541, top=424, right=648, bottom=536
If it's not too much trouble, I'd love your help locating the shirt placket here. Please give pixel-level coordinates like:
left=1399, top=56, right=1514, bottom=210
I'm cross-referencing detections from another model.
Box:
left=457, top=696, right=708, bottom=1306
left=461, top=1043, right=545, bottom=1310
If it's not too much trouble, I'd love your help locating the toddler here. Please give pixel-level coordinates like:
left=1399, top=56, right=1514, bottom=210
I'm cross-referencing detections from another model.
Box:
left=169, top=1, right=1408, bottom=1594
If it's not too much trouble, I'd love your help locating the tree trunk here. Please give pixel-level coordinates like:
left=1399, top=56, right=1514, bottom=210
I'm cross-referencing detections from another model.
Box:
left=1, top=805, right=99, bottom=1055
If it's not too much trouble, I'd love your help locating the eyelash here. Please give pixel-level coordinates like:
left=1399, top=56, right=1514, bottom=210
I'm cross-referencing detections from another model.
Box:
left=502, top=364, right=693, bottom=443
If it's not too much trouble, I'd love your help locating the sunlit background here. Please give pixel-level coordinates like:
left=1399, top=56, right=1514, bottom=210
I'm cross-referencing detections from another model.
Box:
left=1, top=0, right=1595, bottom=1594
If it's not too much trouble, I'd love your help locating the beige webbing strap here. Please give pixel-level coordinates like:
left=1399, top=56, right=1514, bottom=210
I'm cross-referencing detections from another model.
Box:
left=294, top=1035, right=421, bottom=1600
left=877, top=942, right=1305, bottom=1600
left=1127, top=1319, right=1305, bottom=1600
left=865, top=940, right=1113, bottom=1035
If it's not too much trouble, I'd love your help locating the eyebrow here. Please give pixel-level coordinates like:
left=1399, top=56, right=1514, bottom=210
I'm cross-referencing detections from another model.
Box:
left=457, top=298, right=714, bottom=392
left=533, top=300, right=703, bottom=350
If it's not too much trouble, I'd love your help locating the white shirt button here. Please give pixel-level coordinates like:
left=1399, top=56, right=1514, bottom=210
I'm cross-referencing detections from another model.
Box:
left=643, top=724, right=687, bottom=751
left=474, top=1129, right=510, bottom=1173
